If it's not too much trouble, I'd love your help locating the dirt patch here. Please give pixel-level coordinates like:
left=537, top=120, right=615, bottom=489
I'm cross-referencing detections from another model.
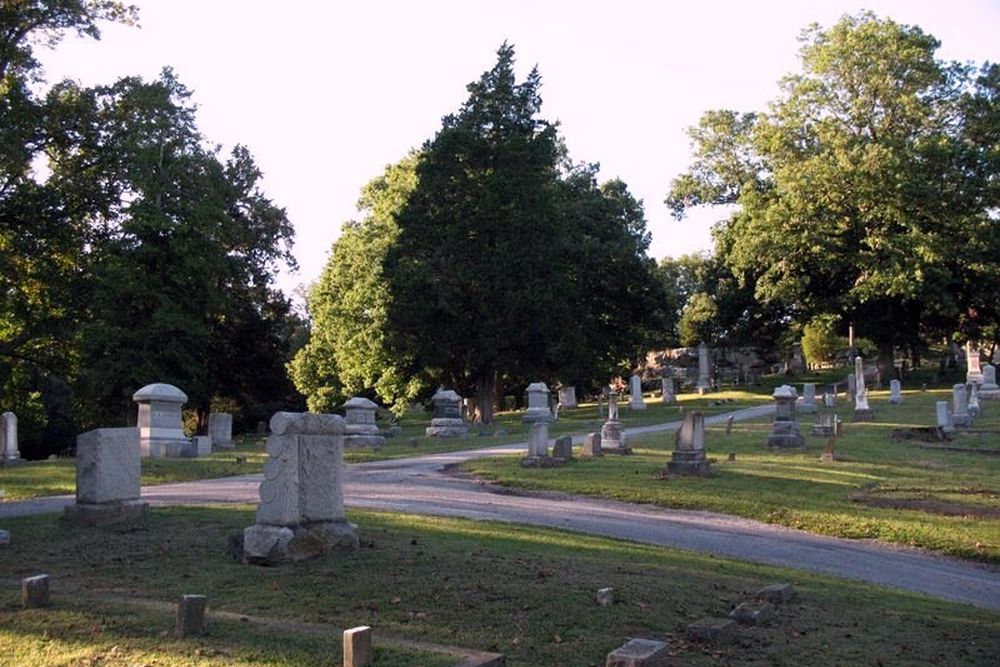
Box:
left=890, top=427, right=950, bottom=442
left=850, top=492, right=1000, bottom=518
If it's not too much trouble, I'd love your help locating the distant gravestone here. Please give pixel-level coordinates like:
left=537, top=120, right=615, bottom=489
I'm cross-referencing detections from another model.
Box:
left=581, top=432, right=602, bottom=457
left=767, top=385, right=804, bottom=448
left=21, top=574, right=50, bottom=608
left=660, top=376, right=675, bottom=404
left=194, top=435, right=213, bottom=457
left=521, top=421, right=554, bottom=468
left=208, top=412, right=234, bottom=449
left=557, top=386, right=578, bottom=409
left=667, top=411, right=710, bottom=476
left=133, top=383, right=190, bottom=458
left=600, top=392, right=631, bottom=454
left=628, top=374, right=646, bottom=411
left=980, top=364, right=1000, bottom=399
left=605, top=638, right=671, bottom=666
left=823, top=392, right=835, bottom=408
left=65, top=427, right=149, bottom=526
left=343, top=397, right=385, bottom=449
left=176, top=594, right=207, bottom=637
left=847, top=373, right=857, bottom=402
left=552, top=435, right=573, bottom=461
left=799, top=383, right=817, bottom=414
left=242, top=412, right=358, bottom=565
left=952, top=384, right=972, bottom=427
left=966, top=342, right=984, bottom=385
left=697, top=342, right=711, bottom=395
left=811, top=413, right=835, bottom=437
left=425, top=389, right=469, bottom=437
left=523, top=382, right=554, bottom=424
left=852, top=357, right=874, bottom=422
left=936, top=400, right=955, bottom=434
left=889, top=379, right=902, bottom=405
left=968, top=384, right=981, bottom=418
left=1, top=412, right=19, bottom=464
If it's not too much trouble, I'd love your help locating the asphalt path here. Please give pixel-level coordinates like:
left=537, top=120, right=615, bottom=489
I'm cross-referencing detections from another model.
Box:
left=3, top=404, right=999, bottom=611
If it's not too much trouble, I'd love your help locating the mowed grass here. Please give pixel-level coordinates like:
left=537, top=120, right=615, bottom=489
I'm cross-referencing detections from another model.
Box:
left=1, top=507, right=998, bottom=666
left=464, top=388, right=1000, bottom=563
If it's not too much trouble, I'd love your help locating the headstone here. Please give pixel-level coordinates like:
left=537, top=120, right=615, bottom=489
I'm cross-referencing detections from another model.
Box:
left=1, top=412, right=19, bottom=463
left=522, top=382, right=554, bottom=424
left=756, top=583, right=795, bottom=604
left=581, top=432, right=603, bottom=457
left=21, top=574, right=50, bottom=608
left=889, top=379, right=902, bottom=405
left=176, top=594, right=207, bottom=637
left=767, top=385, right=804, bottom=448
left=725, top=415, right=734, bottom=434
left=729, top=601, right=774, bottom=626
left=852, top=357, right=874, bottom=422
left=65, top=427, right=149, bottom=526
left=936, top=400, right=955, bottom=434
left=208, top=412, right=234, bottom=449
left=552, top=435, right=573, bottom=461
left=343, top=397, right=385, bottom=449
left=344, top=626, right=373, bottom=667
left=596, top=587, right=615, bottom=607
left=685, top=618, right=737, bottom=645
left=847, top=373, right=857, bottom=402
left=952, top=384, right=972, bottom=427
left=133, top=383, right=190, bottom=458
left=667, top=411, right=710, bottom=475
left=811, top=413, right=835, bottom=437
left=628, top=374, right=646, bottom=410
left=966, top=342, right=983, bottom=385
left=823, top=392, right=835, bottom=408
left=980, top=364, right=1000, bottom=399
left=799, top=383, right=817, bottom=414
left=242, top=411, right=358, bottom=565
left=557, top=386, right=578, bottom=409
left=660, top=376, right=675, bottom=404
left=696, top=342, right=711, bottom=395
left=521, top=421, right=554, bottom=467
left=425, top=389, right=469, bottom=437
left=600, top=392, right=631, bottom=454
left=194, top=435, right=213, bottom=457
left=968, top=384, right=981, bottom=418
left=605, top=638, right=671, bottom=667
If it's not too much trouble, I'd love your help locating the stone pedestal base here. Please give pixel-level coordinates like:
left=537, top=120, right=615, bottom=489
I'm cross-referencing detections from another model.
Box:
left=144, top=438, right=196, bottom=458
left=522, top=408, right=554, bottom=424
left=852, top=409, right=874, bottom=422
left=65, top=500, right=150, bottom=526
left=666, top=451, right=711, bottom=476
left=767, top=421, right=804, bottom=448
left=425, top=418, right=468, bottom=438
left=242, top=520, right=359, bottom=565
left=520, top=455, right=563, bottom=468
left=600, top=422, right=631, bottom=454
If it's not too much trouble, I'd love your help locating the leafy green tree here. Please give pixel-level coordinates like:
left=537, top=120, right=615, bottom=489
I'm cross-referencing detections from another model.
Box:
left=800, top=315, right=843, bottom=367
left=677, top=292, right=718, bottom=347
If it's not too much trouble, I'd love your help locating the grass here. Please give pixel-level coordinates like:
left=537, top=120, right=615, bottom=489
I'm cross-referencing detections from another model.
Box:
left=1, top=506, right=998, bottom=666
left=463, top=388, right=1000, bottom=563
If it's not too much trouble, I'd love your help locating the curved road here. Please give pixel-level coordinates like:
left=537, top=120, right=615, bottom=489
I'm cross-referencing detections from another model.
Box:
left=3, top=406, right=999, bottom=611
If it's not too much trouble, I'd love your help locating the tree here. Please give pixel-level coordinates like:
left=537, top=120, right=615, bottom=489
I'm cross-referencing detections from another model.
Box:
left=667, top=12, right=998, bottom=380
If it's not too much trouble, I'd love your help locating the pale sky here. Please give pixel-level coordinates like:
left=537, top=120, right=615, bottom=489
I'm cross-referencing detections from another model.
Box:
left=36, top=1, right=1000, bottom=300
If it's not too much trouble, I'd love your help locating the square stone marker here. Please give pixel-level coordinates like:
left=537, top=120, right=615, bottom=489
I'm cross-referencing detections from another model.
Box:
left=757, top=583, right=795, bottom=603
left=596, top=587, right=615, bottom=607
left=176, top=594, right=207, bottom=637
left=605, top=638, right=671, bottom=667
left=22, top=574, right=50, bottom=608
left=344, top=625, right=372, bottom=667
left=685, top=617, right=737, bottom=645
left=730, top=600, right=775, bottom=626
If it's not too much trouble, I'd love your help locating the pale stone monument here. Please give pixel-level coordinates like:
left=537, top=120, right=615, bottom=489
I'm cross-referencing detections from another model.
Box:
left=344, top=626, right=373, bottom=667
left=667, top=410, right=710, bottom=476
left=889, top=379, right=902, bottom=405
left=847, top=373, right=857, bottom=402
left=195, top=435, right=212, bottom=457
left=425, top=389, right=469, bottom=437
left=696, top=342, right=711, bottom=394
left=600, top=392, right=630, bottom=454
left=968, top=384, right=981, bottom=418
left=628, top=374, right=646, bottom=410
left=811, top=413, right=836, bottom=437
left=1, top=412, right=19, bottom=464
left=799, top=383, right=817, bottom=414
left=343, top=397, right=385, bottom=449
left=980, top=364, right=1000, bottom=399
left=522, top=382, right=554, bottom=424
left=952, top=384, right=972, bottom=427
left=606, top=638, right=671, bottom=666
left=823, top=392, right=835, bottom=408
left=521, top=421, right=553, bottom=467
left=767, top=385, right=805, bottom=448
left=208, top=412, right=233, bottom=448
left=661, top=376, right=675, bottom=404
left=936, top=400, right=955, bottom=434
left=65, top=427, right=149, bottom=526
left=242, top=411, right=358, bottom=564
left=852, top=357, right=874, bottom=422
left=557, top=386, right=578, bottom=409
left=133, top=383, right=189, bottom=458
left=966, top=342, right=983, bottom=385
left=551, top=435, right=573, bottom=461
left=581, top=432, right=602, bottom=457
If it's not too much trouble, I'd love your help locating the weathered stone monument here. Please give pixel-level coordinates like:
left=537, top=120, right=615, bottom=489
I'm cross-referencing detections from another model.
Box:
left=176, top=594, right=207, bottom=637
left=425, top=389, right=469, bottom=437
left=968, top=384, right=981, bottom=418
left=847, top=373, right=857, bottom=402
left=242, top=412, right=358, bottom=564
left=605, top=638, right=671, bottom=667
left=966, top=342, right=983, bottom=385
left=799, top=383, right=817, bottom=414
left=628, top=374, right=646, bottom=410
left=343, top=397, right=385, bottom=449
left=696, top=342, right=711, bottom=394
left=936, top=400, right=955, bottom=434
left=195, top=435, right=212, bottom=457
left=889, top=379, right=902, bottom=405
left=979, top=364, right=1000, bottom=399
left=133, top=383, right=189, bottom=458
left=661, top=376, right=675, bottom=404
left=811, top=413, right=836, bottom=437
left=823, top=391, right=835, bottom=408
left=600, top=392, right=631, bottom=454
left=521, top=421, right=555, bottom=467
left=208, top=412, right=233, bottom=449
left=767, top=385, right=805, bottom=448
left=667, top=410, right=711, bottom=476
left=852, top=357, right=874, bottom=422
left=581, top=432, right=603, bottom=457
left=551, top=435, right=573, bottom=461
left=952, top=384, right=972, bottom=427
left=65, top=427, right=149, bottom=526
left=557, top=385, right=578, bottom=409
left=1, top=411, right=19, bottom=464
left=522, top=382, right=554, bottom=424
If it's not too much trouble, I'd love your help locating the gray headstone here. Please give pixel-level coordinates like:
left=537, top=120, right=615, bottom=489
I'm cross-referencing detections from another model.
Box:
left=552, top=435, right=573, bottom=460
left=344, top=397, right=385, bottom=449
left=596, top=587, right=615, bottom=607
left=605, top=637, right=670, bottom=666
left=768, top=385, right=804, bottom=448
left=426, top=389, right=468, bottom=437
left=176, top=594, right=207, bottom=637
left=685, top=617, right=737, bottom=645
left=344, top=626, right=373, bottom=667
left=557, top=386, right=578, bottom=408
left=799, top=383, right=817, bottom=413
left=581, top=432, right=602, bottom=457
left=756, top=583, right=795, bottom=603
left=889, top=379, right=902, bottom=405
left=936, top=400, right=954, bottom=433
left=1, top=411, right=19, bottom=462
left=133, top=383, right=188, bottom=458
left=628, top=374, right=646, bottom=410
left=660, top=376, right=675, bottom=404
left=208, top=412, right=234, bottom=448
left=74, top=427, right=141, bottom=505
left=729, top=601, right=774, bottom=626
left=697, top=342, right=711, bottom=394
left=22, top=574, right=50, bottom=608
left=952, top=384, right=971, bottom=427
left=523, top=382, right=553, bottom=423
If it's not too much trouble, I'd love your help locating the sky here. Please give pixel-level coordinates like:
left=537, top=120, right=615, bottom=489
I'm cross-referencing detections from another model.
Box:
left=35, top=0, right=1000, bottom=300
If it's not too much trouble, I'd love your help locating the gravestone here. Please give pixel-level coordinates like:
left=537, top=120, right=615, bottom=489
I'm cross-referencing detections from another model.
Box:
left=425, top=389, right=469, bottom=437
left=65, top=427, right=149, bottom=526
left=1, top=412, right=19, bottom=464
left=21, top=574, right=50, bottom=608
left=936, top=400, right=955, bottom=434
left=730, top=601, right=774, bottom=626
left=823, top=392, right=835, bottom=408
left=660, top=376, right=675, bottom=404
left=811, top=413, right=835, bottom=437
left=242, top=411, right=358, bottom=565
left=557, top=386, right=578, bottom=409
left=343, top=397, right=385, bottom=449
left=847, top=373, right=857, bottom=402
left=208, top=412, right=234, bottom=449
left=596, top=587, right=615, bottom=607
left=176, top=594, right=207, bottom=637
left=980, top=364, right=1000, bottom=399
left=133, top=383, right=190, bottom=458
left=581, top=432, right=603, bottom=457
left=552, top=435, right=573, bottom=461
left=799, top=383, right=817, bottom=414
left=344, top=626, right=373, bottom=667
left=767, top=385, right=804, bottom=448
left=628, top=374, right=646, bottom=410
left=889, top=379, right=902, bottom=405
left=966, top=342, right=983, bottom=385
left=696, top=342, right=711, bottom=395
left=600, top=392, right=631, bottom=454
left=605, top=638, right=671, bottom=667
left=195, top=435, right=213, bottom=457
left=952, top=384, right=972, bottom=427
left=521, top=421, right=554, bottom=468
left=852, top=357, right=874, bottom=422
left=968, top=384, right=981, bottom=418
left=667, top=411, right=710, bottom=476
left=523, top=382, right=554, bottom=424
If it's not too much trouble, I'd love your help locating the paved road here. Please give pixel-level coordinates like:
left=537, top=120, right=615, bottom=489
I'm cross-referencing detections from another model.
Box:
left=4, top=405, right=1000, bottom=611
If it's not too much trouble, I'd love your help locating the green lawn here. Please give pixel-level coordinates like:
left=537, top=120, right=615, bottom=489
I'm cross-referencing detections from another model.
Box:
left=1, top=507, right=997, bottom=666
left=464, top=388, right=1000, bottom=563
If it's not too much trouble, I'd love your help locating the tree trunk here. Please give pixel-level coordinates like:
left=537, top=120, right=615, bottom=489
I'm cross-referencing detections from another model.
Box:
left=877, top=342, right=895, bottom=386
left=476, top=372, right=496, bottom=424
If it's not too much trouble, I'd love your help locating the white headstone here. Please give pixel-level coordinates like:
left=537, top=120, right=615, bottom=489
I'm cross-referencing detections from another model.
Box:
left=854, top=357, right=868, bottom=409
left=133, top=383, right=188, bottom=458
left=523, top=382, right=554, bottom=423
left=969, top=384, right=981, bottom=418
left=952, top=384, right=971, bottom=427
left=936, top=400, right=954, bottom=432
left=557, top=386, right=578, bottom=409
left=1, top=412, right=19, bottom=462
left=982, top=364, right=998, bottom=390
left=889, top=379, right=902, bottom=405
left=799, top=383, right=817, bottom=414
left=527, top=421, right=550, bottom=458
left=208, top=412, right=233, bottom=448
left=65, top=427, right=149, bottom=525
left=628, top=374, right=646, bottom=410
left=966, top=342, right=983, bottom=385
